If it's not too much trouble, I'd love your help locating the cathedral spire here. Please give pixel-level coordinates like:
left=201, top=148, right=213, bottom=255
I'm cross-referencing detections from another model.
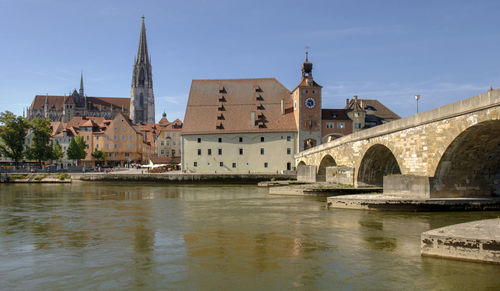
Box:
left=130, top=16, right=155, bottom=124
left=79, top=71, right=84, bottom=96
left=137, top=15, right=149, bottom=64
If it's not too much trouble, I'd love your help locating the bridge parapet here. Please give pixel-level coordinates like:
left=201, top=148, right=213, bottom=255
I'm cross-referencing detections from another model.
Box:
left=296, top=89, right=500, bottom=159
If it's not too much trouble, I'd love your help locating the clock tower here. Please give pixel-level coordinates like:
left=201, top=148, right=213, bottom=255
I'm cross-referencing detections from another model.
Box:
left=292, top=49, right=323, bottom=151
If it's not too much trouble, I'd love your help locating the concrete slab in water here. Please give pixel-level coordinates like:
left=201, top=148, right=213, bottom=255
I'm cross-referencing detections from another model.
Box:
left=421, top=218, right=500, bottom=264
left=327, top=194, right=500, bottom=211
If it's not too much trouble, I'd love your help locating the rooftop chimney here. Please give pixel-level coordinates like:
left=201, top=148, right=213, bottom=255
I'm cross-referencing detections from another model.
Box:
left=281, top=99, right=284, bottom=115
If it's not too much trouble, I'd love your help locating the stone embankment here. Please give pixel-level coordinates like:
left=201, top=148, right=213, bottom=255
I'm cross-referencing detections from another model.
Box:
left=79, top=173, right=295, bottom=184
left=327, top=194, right=500, bottom=211
left=421, top=218, right=500, bottom=264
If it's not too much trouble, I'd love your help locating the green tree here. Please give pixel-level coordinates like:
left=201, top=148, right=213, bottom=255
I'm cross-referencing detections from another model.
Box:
left=91, top=148, right=105, bottom=166
left=52, top=142, right=64, bottom=162
left=67, top=136, right=87, bottom=165
left=0, top=111, right=31, bottom=166
left=26, top=118, right=53, bottom=167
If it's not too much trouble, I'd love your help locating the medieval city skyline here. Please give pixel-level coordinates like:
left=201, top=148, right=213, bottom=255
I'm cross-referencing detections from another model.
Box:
left=1, top=1, right=500, bottom=122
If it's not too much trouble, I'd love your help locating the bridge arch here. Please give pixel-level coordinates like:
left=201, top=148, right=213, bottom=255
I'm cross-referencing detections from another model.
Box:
left=297, top=160, right=307, bottom=167
left=318, top=154, right=337, bottom=176
left=357, top=144, right=401, bottom=187
left=432, top=120, right=500, bottom=197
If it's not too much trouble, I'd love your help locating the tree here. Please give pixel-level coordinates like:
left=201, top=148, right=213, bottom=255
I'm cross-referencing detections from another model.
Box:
left=25, top=118, right=53, bottom=167
left=52, top=142, right=64, bottom=162
left=67, top=136, right=87, bottom=165
left=0, top=111, right=31, bottom=167
left=91, top=148, right=105, bottom=166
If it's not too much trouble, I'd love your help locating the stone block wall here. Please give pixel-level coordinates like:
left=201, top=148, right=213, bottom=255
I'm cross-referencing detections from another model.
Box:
left=325, top=166, right=354, bottom=186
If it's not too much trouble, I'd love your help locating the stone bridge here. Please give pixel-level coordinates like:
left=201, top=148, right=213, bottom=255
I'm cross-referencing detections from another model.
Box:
left=296, top=89, right=500, bottom=198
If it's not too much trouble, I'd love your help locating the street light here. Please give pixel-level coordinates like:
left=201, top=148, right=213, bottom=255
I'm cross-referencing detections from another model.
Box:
left=415, top=95, right=420, bottom=114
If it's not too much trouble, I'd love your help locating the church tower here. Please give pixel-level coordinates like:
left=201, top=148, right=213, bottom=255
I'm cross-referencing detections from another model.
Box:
left=292, top=48, right=323, bottom=151
left=130, top=16, right=155, bottom=124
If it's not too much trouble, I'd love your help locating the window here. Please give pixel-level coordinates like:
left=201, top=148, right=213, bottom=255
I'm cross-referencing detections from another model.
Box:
left=239, top=148, right=243, bottom=155
left=106, top=144, right=109, bottom=150
left=121, top=127, right=124, bottom=131
left=106, top=136, right=110, bottom=140
left=287, top=136, right=291, bottom=141
left=129, top=135, right=133, bottom=141
left=337, top=123, right=345, bottom=129
left=260, top=148, right=264, bottom=155
left=218, top=148, right=222, bottom=155
left=239, top=137, right=243, bottom=142
left=124, top=152, right=129, bottom=157
left=114, top=144, right=117, bottom=149
left=96, top=144, right=99, bottom=149
left=161, top=150, right=164, bottom=155
left=326, top=122, right=334, bottom=129
left=260, top=137, right=264, bottom=142
left=218, top=137, right=222, bottom=143
left=172, top=150, right=176, bottom=156
left=114, top=127, right=117, bottom=131
left=86, top=136, right=89, bottom=141
left=96, top=136, right=99, bottom=140
left=194, top=162, right=197, bottom=167
left=129, top=144, right=133, bottom=149
left=208, top=149, right=212, bottom=155
left=355, top=123, right=362, bottom=129
left=173, top=133, right=176, bottom=137
left=232, top=163, right=236, bottom=168
left=287, top=148, right=291, bottom=155
left=197, top=138, right=201, bottom=143
left=167, top=141, right=170, bottom=146
left=121, top=135, right=125, bottom=140
left=166, top=150, right=170, bottom=155
left=173, top=141, right=176, bottom=146
left=220, top=162, right=224, bottom=167
left=312, top=90, right=316, bottom=94
left=197, top=149, right=201, bottom=155
left=161, top=141, right=164, bottom=146
left=264, top=162, right=268, bottom=168
left=114, top=135, right=117, bottom=140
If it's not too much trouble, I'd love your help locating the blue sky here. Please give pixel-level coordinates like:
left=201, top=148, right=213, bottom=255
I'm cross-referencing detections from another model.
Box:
left=1, top=0, right=499, bottom=122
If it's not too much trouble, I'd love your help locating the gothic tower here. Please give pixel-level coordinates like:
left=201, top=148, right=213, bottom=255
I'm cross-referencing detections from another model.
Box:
left=292, top=48, right=323, bottom=151
left=130, top=16, right=155, bottom=124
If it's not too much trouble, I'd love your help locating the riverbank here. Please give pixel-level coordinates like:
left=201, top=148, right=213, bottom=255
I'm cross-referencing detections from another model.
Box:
left=79, top=172, right=295, bottom=184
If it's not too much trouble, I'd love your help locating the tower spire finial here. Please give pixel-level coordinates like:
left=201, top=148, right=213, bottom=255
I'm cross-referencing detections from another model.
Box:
left=136, top=15, right=149, bottom=64
left=79, top=71, right=84, bottom=96
left=305, top=45, right=309, bottom=62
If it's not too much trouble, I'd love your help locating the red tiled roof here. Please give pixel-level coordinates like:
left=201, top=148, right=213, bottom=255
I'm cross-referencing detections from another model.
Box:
left=158, top=117, right=169, bottom=124
left=345, top=99, right=400, bottom=121
left=30, top=95, right=130, bottom=111
left=183, top=78, right=297, bottom=135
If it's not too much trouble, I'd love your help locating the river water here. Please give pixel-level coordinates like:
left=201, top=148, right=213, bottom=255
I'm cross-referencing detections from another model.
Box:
left=0, top=182, right=499, bottom=290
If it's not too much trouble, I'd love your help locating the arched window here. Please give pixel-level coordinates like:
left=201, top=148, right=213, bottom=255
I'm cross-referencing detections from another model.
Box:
left=139, top=68, right=145, bottom=86
left=140, top=93, right=144, bottom=106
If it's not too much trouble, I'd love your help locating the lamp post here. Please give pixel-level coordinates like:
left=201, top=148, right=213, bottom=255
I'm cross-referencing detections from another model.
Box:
left=415, top=95, right=420, bottom=114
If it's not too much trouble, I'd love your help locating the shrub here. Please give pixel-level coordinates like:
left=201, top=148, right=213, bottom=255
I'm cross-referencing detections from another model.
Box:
left=9, top=174, right=28, bottom=180
left=34, top=174, right=48, bottom=181
left=58, top=173, right=71, bottom=180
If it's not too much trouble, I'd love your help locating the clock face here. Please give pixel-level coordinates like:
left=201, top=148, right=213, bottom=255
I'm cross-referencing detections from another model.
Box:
left=305, top=97, right=316, bottom=109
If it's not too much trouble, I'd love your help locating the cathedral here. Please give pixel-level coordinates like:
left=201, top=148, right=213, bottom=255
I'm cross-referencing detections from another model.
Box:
left=27, top=17, right=155, bottom=125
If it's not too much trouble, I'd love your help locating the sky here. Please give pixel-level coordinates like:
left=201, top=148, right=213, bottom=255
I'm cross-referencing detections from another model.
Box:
left=1, top=0, right=499, bottom=122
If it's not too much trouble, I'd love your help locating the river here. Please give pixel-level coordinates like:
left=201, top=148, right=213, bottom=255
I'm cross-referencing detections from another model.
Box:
left=0, top=182, right=499, bottom=290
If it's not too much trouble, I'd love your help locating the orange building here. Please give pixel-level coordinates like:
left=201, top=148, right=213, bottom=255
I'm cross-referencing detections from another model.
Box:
left=51, top=113, right=151, bottom=167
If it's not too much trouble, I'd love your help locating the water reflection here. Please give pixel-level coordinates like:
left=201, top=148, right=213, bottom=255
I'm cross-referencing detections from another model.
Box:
left=1, top=183, right=500, bottom=290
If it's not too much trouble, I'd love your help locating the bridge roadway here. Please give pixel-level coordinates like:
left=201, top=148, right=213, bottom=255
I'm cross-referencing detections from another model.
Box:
left=296, top=89, right=500, bottom=198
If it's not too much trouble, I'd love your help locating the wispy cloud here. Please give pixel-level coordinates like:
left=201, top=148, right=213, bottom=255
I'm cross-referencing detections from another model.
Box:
left=156, top=95, right=187, bottom=105
left=310, top=25, right=405, bottom=37
left=322, top=78, right=492, bottom=117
